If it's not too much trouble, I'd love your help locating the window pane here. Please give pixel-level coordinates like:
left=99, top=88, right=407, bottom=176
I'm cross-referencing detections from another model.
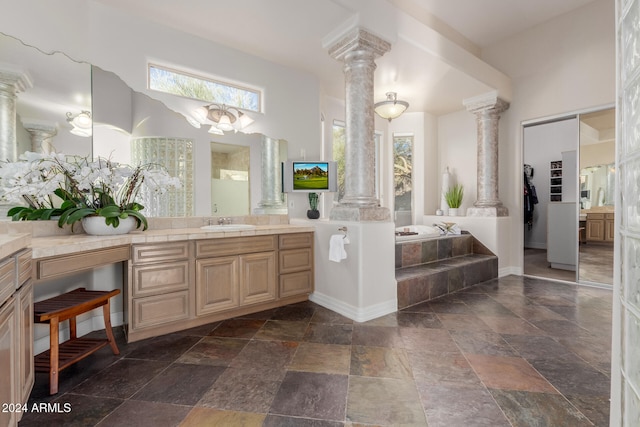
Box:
left=148, top=64, right=261, bottom=112
left=394, top=135, right=413, bottom=212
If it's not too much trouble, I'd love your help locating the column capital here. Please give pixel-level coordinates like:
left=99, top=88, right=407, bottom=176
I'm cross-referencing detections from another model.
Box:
left=463, top=91, right=509, bottom=115
left=328, top=27, right=391, bottom=61
left=0, top=68, right=33, bottom=93
left=24, top=122, right=58, bottom=137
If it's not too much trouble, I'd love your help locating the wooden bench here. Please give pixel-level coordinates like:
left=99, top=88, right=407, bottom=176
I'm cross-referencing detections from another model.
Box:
left=33, top=288, right=120, bottom=394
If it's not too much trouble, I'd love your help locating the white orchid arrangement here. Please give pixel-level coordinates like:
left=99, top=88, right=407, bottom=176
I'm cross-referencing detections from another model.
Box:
left=0, top=151, right=181, bottom=230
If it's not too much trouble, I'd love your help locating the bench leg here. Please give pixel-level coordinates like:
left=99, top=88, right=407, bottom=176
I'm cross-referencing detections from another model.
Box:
left=49, top=317, right=59, bottom=395
left=102, top=302, right=120, bottom=355
left=69, top=317, right=77, bottom=340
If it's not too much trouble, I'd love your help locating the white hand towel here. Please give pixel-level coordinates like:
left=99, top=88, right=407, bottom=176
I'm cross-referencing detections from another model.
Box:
left=329, top=234, right=348, bottom=262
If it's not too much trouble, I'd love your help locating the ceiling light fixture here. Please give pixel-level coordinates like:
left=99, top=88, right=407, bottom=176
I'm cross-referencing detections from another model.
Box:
left=193, top=103, right=255, bottom=134
left=374, top=92, right=409, bottom=122
left=66, top=111, right=92, bottom=137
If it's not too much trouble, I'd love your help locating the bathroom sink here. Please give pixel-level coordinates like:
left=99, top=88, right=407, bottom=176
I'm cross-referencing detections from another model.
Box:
left=200, top=224, right=256, bottom=231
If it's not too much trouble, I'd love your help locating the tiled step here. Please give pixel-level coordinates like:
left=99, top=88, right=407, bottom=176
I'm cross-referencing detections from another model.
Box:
left=396, top=253, right=498, bottom=309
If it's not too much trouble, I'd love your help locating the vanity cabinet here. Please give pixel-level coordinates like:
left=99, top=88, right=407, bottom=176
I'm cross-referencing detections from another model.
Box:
left=195, top=236, right=277, bottom=315
left=279, top=233, right=314, bottom=298
left=125, top=232, right=313, bottom=342
left=128, top=242, right=191, bottom=333
left=586, top=213, right=614, bottom=242
left=0, top=247, right=33, bottom=427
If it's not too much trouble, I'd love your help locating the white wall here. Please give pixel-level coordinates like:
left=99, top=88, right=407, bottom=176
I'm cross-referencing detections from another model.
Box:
left=437, top=110, right=477, bottom=215
left=481, top=0, right=615, bottom=271
left=434, top=0, right=615, bottom=272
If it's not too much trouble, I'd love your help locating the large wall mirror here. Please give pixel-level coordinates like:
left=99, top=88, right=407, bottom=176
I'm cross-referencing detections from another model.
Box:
left=0, top=32, right=287, bottom=217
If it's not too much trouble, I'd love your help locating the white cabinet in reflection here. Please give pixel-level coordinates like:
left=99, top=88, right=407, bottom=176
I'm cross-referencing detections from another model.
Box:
left=547, top=202, right=577, bottom=271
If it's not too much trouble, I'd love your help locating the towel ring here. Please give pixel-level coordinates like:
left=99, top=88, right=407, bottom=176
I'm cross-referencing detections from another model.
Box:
left=338, top=226, right=348, bottom=239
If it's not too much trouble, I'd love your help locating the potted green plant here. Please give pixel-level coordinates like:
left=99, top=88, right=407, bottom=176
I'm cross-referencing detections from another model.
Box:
left=444, top=184, right=464, bottom=216
left=0, top=152, right=180, bottom=235
left=307, top=192, right=320, bottom=219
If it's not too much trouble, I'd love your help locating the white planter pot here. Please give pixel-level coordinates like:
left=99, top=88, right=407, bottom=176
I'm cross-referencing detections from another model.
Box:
left=448, top=208, right=460, bottom=216
left=82, top=216, right=137, bottom=236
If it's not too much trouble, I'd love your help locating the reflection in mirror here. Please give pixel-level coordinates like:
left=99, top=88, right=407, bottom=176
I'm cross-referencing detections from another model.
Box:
left=1, top=32, right=288, bottom=217
left=0, top=32, right=91, bottom=161
left=578, top=107, right=615, bottom=286
left=211, top=142, right=250, bottom=216
left=580, top=163, right=615, bottom=209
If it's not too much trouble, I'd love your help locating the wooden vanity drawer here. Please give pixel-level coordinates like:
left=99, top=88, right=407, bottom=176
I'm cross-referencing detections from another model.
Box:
left=279, top=248, right=313, bottom=274
left=132, top=242, right=190, bottom=264
left=279, top=233, right=313, bottom=250
left=16, top=249, right=32, bottom=288
left=131, top=290, right=190, bottom=330
left=132, top=261, right=190, bottom=297
left=196, top=235, right=276, bottom=258
left=586, top=213, right=605, bottom=220
left=279, top=270, right=313, bottom=298
left=35, top=245, right=130, bottom=281
left=0, top=258, right=16, bottom=307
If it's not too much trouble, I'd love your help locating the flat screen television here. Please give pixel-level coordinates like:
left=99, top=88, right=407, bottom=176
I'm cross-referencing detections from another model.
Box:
left=282, top=160, right=337, bottom=192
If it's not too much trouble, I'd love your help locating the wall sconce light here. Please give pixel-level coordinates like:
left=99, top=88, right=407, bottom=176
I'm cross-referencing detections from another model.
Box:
left=374, top=92, right=409, bottom=122
left=66, top=111, right=92, bottom=137
left=193, top=103, right=254, bottom=134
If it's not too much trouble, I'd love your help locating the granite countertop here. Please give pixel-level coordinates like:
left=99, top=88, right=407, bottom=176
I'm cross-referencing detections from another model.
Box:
left=29, top=224, right=314, bottom=259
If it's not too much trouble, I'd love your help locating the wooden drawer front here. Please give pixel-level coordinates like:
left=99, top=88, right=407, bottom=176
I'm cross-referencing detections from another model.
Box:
left=279, top=271, right=313, bottom=298
left=279, top=233, right=313, bottom=250
left=586, top=213, right=605, bottom=220
left=240, top=252, right=277, bottom=306
left=132, top=242, right=190, bottom=264
left=132, top=291, right=190, bottom=330
left=605, top=213, right=615, bottom=220
left=16, top=249, right=32, bottom=288
left=279, top=248, right=313, bottom=274
left=0, top=258, right=16, bottom=308
left=196, top=236, right=276, bottom=258
left=35, top=245, right=129, bottom=281
left=196, top=257, right=239, bottom=315
left=132, top=261, right=190, bottom=297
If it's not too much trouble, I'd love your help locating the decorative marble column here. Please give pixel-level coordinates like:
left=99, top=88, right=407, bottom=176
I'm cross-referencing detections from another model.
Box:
left=24, top=123, right=57, bottom=154
left=254, top=135, right=287, bottom=215
left=328, top=28, right=391, bottom=221
left=464, top=92, right=510, bottom=217
left=0, top=69, right=32, bottom=161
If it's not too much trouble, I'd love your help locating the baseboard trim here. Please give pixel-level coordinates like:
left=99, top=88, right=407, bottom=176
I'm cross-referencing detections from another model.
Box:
left=309, top=292, right=397, bottom=322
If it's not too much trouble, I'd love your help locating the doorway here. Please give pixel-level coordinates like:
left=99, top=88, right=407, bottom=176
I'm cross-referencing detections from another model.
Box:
left=522, top=107, right=615, bottom=286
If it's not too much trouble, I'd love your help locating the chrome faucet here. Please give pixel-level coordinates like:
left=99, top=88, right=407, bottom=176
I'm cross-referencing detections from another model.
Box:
left=218, top=217, right=232, bottom=225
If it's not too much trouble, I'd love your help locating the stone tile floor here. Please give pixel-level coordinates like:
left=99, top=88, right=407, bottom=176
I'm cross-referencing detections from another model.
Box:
left=19, top=275, right=612, bottom=426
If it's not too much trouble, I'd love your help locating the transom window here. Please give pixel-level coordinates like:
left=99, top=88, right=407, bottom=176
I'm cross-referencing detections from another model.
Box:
left=148, top=64, right=261, bottom=112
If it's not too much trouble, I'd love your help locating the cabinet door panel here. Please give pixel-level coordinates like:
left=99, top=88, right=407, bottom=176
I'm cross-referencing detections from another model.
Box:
left=17, top=282, right=33, bottom=405
left=240, top=252, right=276, bottom=305
left=586, top=219, right=605, bottom=241
left=196, top=257, right=239, bottom=315
left=0, top=297, right=16, bottom=427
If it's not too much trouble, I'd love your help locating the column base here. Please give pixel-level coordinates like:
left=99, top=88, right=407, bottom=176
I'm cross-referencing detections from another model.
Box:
left=466, top=206, right=509, bottom=217
left=330, top=205, right=391, bottom=221
left=253, top=206, right=288, bottom=215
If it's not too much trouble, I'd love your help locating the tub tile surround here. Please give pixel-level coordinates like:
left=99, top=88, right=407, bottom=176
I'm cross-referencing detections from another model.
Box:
left=396, top=233, right=498, bottom=309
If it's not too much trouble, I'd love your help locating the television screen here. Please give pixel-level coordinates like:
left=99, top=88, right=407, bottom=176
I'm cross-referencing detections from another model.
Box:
left=292, top=162, right=329, bottom=191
